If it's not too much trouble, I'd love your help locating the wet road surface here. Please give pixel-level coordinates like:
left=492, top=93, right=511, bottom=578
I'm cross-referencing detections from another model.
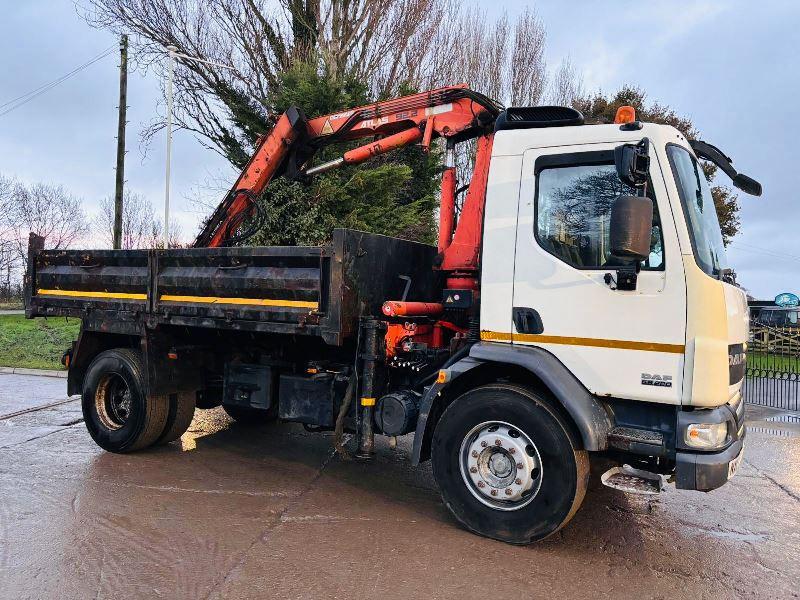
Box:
left=1, top=373, right=799, bottom=599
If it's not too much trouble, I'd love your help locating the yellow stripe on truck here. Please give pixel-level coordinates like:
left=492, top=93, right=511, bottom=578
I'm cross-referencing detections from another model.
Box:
left=36, top=289, right=317, bottom=310
left=481, top=330, right=684, bottom=354
left=36, top=289, right=147, bottom=300
left=159, top=294, right=318, bottom=310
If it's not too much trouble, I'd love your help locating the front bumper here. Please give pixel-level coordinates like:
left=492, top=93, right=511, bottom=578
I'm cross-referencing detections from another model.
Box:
left=675, top=431, right=745, bottom=491
left=604, top=394, right=746, bottom=492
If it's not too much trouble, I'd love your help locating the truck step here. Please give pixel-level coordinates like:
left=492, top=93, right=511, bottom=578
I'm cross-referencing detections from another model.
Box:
left=601, top=466, right=664, bottom=495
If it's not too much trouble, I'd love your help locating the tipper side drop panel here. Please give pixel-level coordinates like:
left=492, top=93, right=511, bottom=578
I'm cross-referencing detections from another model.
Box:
left=26, top=229, right=440, bottom=345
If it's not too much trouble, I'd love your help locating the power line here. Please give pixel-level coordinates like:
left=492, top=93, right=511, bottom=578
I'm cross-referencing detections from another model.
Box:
left=730, top=241, right=800, bottom=260
left=0, top=44, right=117, bottom=118
left=728, top=241, right=800, bottom=263
left=729, top=245, right=793, bottom=261
left=0, top=44, right=116, bottom=110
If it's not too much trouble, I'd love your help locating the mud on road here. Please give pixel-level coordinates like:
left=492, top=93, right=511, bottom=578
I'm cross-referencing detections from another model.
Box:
left=0, top=374, right=799, bottom=599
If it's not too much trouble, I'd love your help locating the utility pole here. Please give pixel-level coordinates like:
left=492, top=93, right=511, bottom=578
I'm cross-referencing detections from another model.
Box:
left=113, top=34, right=128, bottom=250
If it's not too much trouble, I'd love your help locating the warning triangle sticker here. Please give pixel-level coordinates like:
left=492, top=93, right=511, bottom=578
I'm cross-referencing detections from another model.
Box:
left=445, top=295, right=454, bottom=303
left=321, top=119, right=334, bottom=135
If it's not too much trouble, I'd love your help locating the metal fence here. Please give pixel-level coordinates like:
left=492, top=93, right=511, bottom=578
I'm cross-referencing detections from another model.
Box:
left=743, top=323, right=800, bottom=411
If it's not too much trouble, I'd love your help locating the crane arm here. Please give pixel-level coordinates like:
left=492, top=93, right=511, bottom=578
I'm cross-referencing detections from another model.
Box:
left=193, top=85, right=501, bottom=248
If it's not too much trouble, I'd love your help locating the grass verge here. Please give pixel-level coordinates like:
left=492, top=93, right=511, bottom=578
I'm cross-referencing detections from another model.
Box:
left=0, top=314, right=80, bottom=370
left=747, top=351, right=799, bottom=372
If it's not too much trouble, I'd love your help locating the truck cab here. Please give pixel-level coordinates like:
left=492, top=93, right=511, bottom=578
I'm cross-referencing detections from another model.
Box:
left=462, top=120, right=747, bottom=490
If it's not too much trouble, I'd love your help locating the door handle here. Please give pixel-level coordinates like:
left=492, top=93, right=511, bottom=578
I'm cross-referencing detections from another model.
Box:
left=512, top=307, right=544, bottom=334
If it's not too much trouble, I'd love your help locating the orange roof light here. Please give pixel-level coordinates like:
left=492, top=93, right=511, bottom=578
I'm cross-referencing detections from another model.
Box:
left=614, top=105, right=636, bottom=124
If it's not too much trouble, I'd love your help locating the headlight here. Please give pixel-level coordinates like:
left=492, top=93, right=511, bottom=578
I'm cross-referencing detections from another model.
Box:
left=685, top=422, right=729, bottom=449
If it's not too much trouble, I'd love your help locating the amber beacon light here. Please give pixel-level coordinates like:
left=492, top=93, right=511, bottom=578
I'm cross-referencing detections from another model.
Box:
left=614, top=105, right=637, bottom=124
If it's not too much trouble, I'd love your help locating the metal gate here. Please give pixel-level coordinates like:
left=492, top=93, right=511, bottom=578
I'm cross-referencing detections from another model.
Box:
left=743, top=322, right=800, bottom=411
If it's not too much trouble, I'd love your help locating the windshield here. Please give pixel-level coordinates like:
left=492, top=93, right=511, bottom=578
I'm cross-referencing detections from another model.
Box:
left=667, top=145, right=729, bottom=278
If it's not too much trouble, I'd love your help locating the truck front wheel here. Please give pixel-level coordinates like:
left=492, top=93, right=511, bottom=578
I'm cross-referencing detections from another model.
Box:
left=432, top=384, right=589, bottom=544
left=82, top=349, right=169, bottom=453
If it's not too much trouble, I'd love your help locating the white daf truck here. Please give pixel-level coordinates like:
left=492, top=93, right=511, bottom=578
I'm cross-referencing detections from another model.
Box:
left=26, top=88, right=761, bottom=544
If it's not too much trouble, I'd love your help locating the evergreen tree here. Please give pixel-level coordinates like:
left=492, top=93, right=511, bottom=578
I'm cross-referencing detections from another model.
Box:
left=241, top=63, right=441, bottom=247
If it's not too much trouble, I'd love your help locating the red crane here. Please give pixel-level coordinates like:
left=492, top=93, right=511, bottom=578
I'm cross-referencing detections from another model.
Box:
left=193, top=85, right=501, bottom=289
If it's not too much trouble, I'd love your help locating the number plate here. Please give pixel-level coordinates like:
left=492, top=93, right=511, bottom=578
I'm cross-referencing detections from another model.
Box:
left=728, top=448, right=744, bottom=480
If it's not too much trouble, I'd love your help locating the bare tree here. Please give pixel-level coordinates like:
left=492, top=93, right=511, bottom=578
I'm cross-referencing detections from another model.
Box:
left=0, top=174, right=12, bottom=205
left=4, top=182, right=89, bottom=267
left=421, top=6, right=509, bottom=99
left=96, top=190, right=184, bottom=249
left=147, top=218, right=183, bottom=249
left=83, top=0, right=458, bottom=161
left=96, top=190, right=158, bottom=249
left=548, top=56, right=584, bottom=107
left=316, top=0, right=455, bottom=94
left=0, top=174, right=14, bottom=235
left=0, top=175, right=18, bottom=299
left=509, top=8, right=547, bottom=106
left=426, top=6, right=547, bottom=107
left=83, top=1, right=561, bottom=157
left=0, top=241, right=16, bottom=300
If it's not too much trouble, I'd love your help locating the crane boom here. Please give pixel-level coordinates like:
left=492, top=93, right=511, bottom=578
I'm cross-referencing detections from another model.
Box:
left=193, top=85, right=501, bottom=249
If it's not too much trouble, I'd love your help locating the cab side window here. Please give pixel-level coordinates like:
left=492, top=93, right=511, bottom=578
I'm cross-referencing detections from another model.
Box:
left=535, top=154, right=664, bottom=270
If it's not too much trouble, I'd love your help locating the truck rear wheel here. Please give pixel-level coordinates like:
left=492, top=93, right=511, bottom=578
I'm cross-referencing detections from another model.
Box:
left=432, top=384, right=589, bottom=544
left=82, top=349, right=169, bottom=453
left=157, top=391, right=196, bottom=445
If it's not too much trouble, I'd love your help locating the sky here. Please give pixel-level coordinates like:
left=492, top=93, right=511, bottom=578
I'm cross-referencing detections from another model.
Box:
left=0, top=0, right=798, bottom=299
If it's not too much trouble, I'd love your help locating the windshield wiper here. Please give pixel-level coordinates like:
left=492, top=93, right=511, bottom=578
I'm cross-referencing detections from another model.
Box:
left=689, top=140, right=763, bottom=196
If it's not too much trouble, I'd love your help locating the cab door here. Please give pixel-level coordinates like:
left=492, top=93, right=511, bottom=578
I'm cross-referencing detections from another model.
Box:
left=508, top=143, right=686, bottom=404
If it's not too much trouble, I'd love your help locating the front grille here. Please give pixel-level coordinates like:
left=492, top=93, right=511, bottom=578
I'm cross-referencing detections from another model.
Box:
left=608, top=426, right=664, bottom=446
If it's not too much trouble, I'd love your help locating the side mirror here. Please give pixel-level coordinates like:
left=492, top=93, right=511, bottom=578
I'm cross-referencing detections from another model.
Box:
left=733, top=173, right=762, bottom=197
left=614, top=138, right=650, bottom=188
left=610, top=195, right=654, bottom=262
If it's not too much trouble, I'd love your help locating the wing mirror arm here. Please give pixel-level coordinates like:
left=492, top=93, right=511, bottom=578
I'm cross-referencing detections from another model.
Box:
left=689, top=140, right=762, bottom=197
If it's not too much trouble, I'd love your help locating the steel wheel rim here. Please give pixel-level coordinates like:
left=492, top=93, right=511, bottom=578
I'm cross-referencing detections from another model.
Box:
left=458, top=420, right=542, bottom=511
left=95, top=372, right=132, bottom=430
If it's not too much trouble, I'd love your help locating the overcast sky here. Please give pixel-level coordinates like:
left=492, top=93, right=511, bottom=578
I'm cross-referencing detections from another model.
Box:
left=0, top=0, right=797, bottom=299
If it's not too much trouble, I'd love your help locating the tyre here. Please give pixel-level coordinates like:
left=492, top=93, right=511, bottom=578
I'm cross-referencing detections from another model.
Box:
left=82, top=348, right=169, bottom=453
left=222, top=403, right=276, bottom=425
left=432, top=384, right=589, bottom=544
left=157, top=391, right=196, bottom=444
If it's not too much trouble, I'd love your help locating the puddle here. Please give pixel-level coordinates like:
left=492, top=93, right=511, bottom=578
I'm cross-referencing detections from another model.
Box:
left=746, top=425, right=799, bottom=438
left=745, top=409, right=800, bottom=437
left=765, top=413, right=800, bottom=423
left=708, top=531, right=767, bottom=542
